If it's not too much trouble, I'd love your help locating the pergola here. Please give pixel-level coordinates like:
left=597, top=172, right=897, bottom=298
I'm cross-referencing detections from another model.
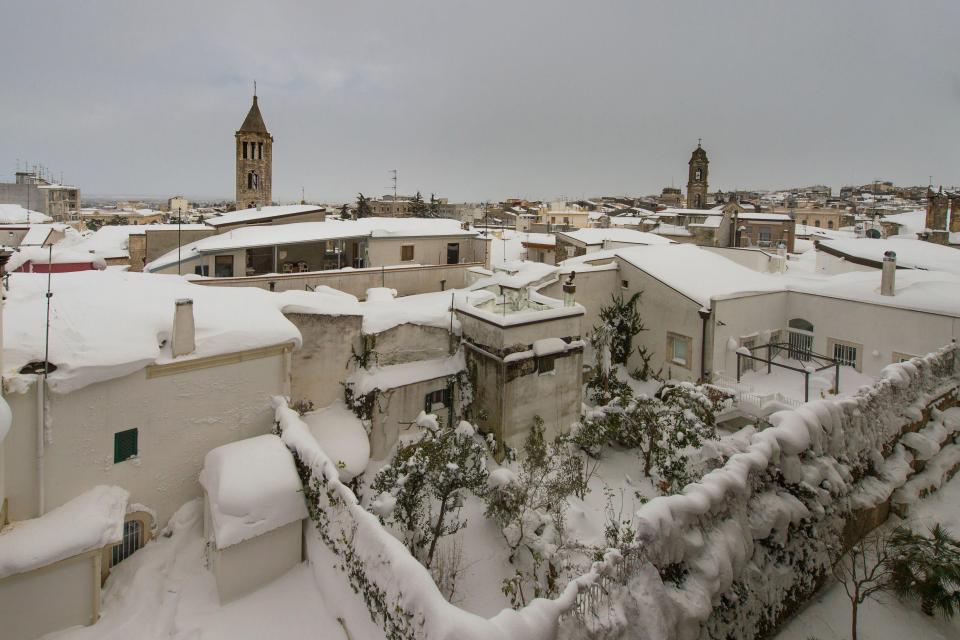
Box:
left=736, top=341, right=842, bottom=403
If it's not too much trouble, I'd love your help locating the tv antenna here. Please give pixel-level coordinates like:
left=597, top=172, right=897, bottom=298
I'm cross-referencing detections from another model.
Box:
left=389, top=169, right=398, bottom=200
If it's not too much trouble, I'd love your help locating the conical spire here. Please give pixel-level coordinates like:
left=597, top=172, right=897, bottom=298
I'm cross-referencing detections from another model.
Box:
left=239, top=95, right=268, bottom=133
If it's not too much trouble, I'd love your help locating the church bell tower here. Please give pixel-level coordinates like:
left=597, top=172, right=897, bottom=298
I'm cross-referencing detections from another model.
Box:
left=686, top=140, right=709, bottom=209
left=235, top=91, right=273, bottom=209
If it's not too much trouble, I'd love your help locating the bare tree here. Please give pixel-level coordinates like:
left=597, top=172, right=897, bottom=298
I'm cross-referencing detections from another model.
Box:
left=832, top=527, right=895, bottom=640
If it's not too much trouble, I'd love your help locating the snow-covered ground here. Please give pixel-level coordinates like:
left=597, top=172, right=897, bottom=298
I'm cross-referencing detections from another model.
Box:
left=776, top=470, right=960, bottom=640
left=45, top=500, right=383, bottom=640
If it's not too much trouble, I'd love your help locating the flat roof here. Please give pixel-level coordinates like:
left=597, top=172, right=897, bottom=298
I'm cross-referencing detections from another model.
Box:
left=204, top=204, right=325, bottom=228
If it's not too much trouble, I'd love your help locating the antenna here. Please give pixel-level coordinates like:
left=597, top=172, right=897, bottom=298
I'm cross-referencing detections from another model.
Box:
left=390, top=169, right=398, bottom=200
left=254, top=79, right=257, bottom=97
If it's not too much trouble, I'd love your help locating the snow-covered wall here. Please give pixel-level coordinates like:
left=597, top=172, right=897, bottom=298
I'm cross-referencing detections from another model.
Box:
left=286, top=313, right=362, bottom=409
left=575, top=344, right=959, bottom=640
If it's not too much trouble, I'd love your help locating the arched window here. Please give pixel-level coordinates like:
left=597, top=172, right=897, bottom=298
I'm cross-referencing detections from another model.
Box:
left=248, top=172, right=258, bottom=190
left=695, top=169, right=702, bottom=181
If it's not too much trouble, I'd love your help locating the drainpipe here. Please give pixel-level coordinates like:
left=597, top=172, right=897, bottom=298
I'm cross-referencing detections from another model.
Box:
left=36, top=374, right=45, bottom=515
left=698, top=307, right=712, bottom=384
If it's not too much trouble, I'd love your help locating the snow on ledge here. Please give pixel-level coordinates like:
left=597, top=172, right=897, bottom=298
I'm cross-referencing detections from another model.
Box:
left=348, top=350, right=465, bottom=396
left=0, top=485, right=128, bottom=579
left=200, top=434, right=308, bottom=549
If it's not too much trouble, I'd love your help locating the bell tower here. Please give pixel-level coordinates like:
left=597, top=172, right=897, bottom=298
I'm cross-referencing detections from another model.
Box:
left=686, top=140, right=709, bottom=209
left=235, top=89, right=273, bottom=210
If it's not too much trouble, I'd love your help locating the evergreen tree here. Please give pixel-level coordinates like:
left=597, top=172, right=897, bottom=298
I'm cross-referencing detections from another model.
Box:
left=429, top=193, right=440, bottom=217
left=409, top=190, right=428, bottom=217
left=339, top=203, right=350, bottom=219
left=356, top=192, right=372, bottom=218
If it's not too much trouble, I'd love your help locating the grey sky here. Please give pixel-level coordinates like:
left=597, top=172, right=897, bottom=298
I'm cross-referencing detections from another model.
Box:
left=2, top=1, right=958, bottom=203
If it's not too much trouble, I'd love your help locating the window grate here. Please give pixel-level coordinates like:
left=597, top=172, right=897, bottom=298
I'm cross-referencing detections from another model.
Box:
left=110, top=519, right=143, bottom=567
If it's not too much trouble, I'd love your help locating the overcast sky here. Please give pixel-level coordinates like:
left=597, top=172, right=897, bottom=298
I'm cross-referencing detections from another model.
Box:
left=2, top=1, right=958, bottom=203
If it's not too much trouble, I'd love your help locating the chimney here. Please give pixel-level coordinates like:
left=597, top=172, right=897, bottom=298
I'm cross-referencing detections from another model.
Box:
left=171, top=298, right=196, bottom=357
left=562, top=271, right=576, bottom=307
left=881, top=251, right=896, bottom=296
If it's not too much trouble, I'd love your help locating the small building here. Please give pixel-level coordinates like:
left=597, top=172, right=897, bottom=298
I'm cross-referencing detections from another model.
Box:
left=200, top=435, right=307, bottom=604
left=0, top=486, right=128, bottom=640
left=203, top=204, right=326, bottom=234
left=5, top=246, right=106, bottom=273
left=554, top=228, right=672, bottom=261
left=520, top=232, right=557, bottom=264
left=732, top=212, right=795, bottom=253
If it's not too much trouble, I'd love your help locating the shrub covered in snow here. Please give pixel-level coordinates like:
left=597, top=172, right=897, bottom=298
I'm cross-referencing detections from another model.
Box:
left=371, top=413, right=488, bottom=568
left=485, top=416, right=587, bottom=607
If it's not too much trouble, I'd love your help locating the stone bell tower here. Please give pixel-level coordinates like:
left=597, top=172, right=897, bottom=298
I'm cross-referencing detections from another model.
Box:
left=235, top=91, right=273, bottom=210
left=686, top=140, right=709, bottom=209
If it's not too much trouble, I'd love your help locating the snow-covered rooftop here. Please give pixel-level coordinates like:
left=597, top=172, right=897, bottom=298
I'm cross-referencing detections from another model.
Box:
left=557, top=228, right=673, bottom=246
left=736, top=212, right=792, bottom=222
left=786, top=269, right=960, bottom=317
left=200, top=434, right=307, bottom=549
left=817, top=238, right=960, bottom=275
left=204, top=204, right=324, bottom=228
left=146, top=217, right=477, bottom=272
left=3, top=271, right=303, bottom=393
left=0, top=485, right=128, bottom=579
left=615, top=244, right=783, bottom=306
left=19, top=223, right=67, bottom=246
left=5, top=245, right=106, bottom=272
left=0, top=204, right=51, bottom=224
left=880, top=209, right=926, bottom=237
left=658, top=207, right=724, bottom=217
left=520, top=232, right=556, bottom=247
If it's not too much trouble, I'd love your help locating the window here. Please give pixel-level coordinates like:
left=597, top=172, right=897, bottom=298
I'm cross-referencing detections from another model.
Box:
left=814, top=220, right=821, bottom=227
left=537, top=354, right=557, bottom=374
left=695, top=169, right=702, bottom=180
left=214, top=255, right=234, bottom=278
left=424, top=388, right=450, bottom=412
left=114, top=428, right=138, bottom=464
left=401, top=245, right=414, bottom=261
left=759, top=229, right=771, bottom=243
left=788, top=318, right=814, bottom=361
left=446, top=243, right=460, bottom=265
left=242, top=141, right=248, bottom=159
left=563, top=217, right=570, bottom=225
left=827, top=220, right=834, bottom=229
left=621, top=279, right=629, bottom=289
left=892, top=351, right=917, bottom=363
left=258, top=142, right=263, bottom=159
left=666, top=332, right=692, bottom=368
left=829, top=338, right=862, bottom=371
left=194, top=264, right=209, bottom=277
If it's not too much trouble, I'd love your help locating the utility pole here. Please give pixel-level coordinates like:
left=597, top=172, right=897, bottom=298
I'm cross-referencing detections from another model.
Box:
left=390, top=169, right=398, bottom=201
